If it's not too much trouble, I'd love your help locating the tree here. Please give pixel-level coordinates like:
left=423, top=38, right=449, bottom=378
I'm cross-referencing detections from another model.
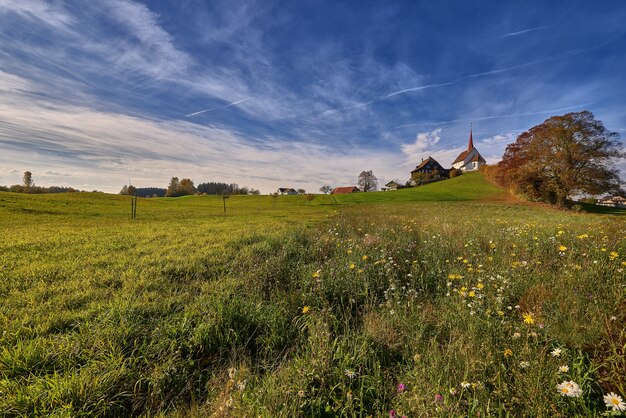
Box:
left=319, top=185, right=332, bottom=194
left=166, top=177, right=180, bottom=197
left=497, top=111, right=623, bottom=206
left=23, top=171, right=33, bottom=191
left=119, top=184, right=137, bottom=195
left=358, top=170, right=378, bottom=192
left=179, top=178, right=196, bottom=195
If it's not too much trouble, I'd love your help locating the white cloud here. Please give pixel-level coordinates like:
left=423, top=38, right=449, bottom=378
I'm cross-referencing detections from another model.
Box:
left=400, top=128, right=442, bottom=160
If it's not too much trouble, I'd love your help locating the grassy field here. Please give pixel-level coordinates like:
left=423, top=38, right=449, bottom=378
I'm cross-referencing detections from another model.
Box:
left=0, top=173, right=624, bottom=417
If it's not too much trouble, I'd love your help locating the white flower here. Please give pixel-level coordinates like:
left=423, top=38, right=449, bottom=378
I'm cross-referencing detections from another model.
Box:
left=344, top=369, right=357, bottom=379
left=603, top=392, right=626, bottom=412
left=519, top=361, right=530, bottom=368
left=557, top=380, right=582, bottom=397
left=558, top=365, right=569, bottom=373
left=512, top=332, right=521, bottom=339
left=461, top=381, right=471, bottom=389
left=551, top=348, right=562, bottom=357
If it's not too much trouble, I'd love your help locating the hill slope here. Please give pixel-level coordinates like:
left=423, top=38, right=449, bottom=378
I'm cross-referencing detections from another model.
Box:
left=333, top=171, right=508, bottom=204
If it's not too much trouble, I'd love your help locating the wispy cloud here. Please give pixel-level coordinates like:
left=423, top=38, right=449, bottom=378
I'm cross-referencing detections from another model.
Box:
left=503, top=26, right=547, bottom=37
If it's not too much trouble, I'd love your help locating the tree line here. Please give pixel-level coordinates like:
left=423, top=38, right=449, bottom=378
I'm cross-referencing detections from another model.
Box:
left=0, top=171, right=89, bottom=194
left=120, top=178, right=260, bottom=197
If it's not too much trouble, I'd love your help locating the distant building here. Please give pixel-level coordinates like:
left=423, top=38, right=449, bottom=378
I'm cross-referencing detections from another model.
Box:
left=331, top=186, right=360, bottom=195
left=277, top=187, right=298, bottom=195
left=452, top=127, right=486, bottom=172
left=385, top=181, right=401, bottom=191
left=410, top=156, right=447, bottom=183
left=598, top=196, right=626, bottom=208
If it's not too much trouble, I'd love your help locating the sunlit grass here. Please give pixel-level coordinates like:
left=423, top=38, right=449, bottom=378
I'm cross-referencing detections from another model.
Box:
left=0, top=174, right=624, bottom=416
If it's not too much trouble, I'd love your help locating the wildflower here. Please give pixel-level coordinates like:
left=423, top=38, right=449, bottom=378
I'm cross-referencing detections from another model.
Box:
left=603, top=392, right=626, bottom=412
left=298, top=389, right=305, bottom=397
left=468, top=291, right=476, bottom=298
left=362, top=255, right=368, bottom=260
left=397, top=383, right=406, bottom=393
left=519, top=361, right=530, bottom=368
left=512, top=332, right=521, bottom=339
left=312, top=270, right=321, bottom=279
left=558, top=245, right=567, bottom=252
left=389, top=410, right=396, bottom=418
left=349, top=263, right=355, bottom=270
left=435, top=393, right=444, bottom=403
left=557, top=381, right=582, bottom=397
left=609, top=251, right=619, bottom=260
left=504, top=348, right=513, bottom=357
left=449, top=387, right=457, bottom=395
left=344, top=369, right=357, bottom=379
left=551, top=348, right=562, bottom=357
left=476, top=282, right=484, bottom=290
left=461, top=381, right=471, bottom=389
left=497, top=310, right=505, bottom=316
left=558, top=365, right=569, bottom=373
left=522, top=312, right=534, bottom=325
left=302, top=306, right=310, bottom=314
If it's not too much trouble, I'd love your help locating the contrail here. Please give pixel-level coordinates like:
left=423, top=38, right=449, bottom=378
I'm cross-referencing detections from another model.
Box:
left=385, top=82, right=455, bottom=98
left=185, top=98, right=250, bottom=117
left=393, top=103, right=594, bottom=129
left=503, top=27, right=547, bottom=37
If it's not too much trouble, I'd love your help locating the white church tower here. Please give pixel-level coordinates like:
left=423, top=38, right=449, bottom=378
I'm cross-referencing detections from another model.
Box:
left=451, top=126, right=486, bottom=172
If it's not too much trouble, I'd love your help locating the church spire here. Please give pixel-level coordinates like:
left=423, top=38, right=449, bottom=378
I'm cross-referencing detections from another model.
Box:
left=468, top=124, right=474, bottom=150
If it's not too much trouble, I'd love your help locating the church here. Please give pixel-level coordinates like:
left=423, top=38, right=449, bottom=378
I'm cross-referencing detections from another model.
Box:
left=451, top=127, right=486, bottom=172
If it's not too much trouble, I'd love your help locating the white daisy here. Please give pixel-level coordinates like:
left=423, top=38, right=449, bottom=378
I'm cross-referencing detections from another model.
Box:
left=558, top=365, right=569, bottom=373
left=551, top=348, right=562, bottom=357
left=557, top=380, right=581, bottom=397
left=603, top=392, right=626, bottom=412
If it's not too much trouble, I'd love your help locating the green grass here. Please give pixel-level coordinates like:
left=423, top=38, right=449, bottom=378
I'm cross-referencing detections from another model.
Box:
left=0, top=173, right=624, bottom=417
left=333, top=172, right=508, bottom=204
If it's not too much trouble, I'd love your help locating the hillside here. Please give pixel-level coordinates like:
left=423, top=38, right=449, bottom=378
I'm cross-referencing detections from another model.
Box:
left=334, top=171, right=508, bottom=204
left=0, top=174, right=625, bottom=417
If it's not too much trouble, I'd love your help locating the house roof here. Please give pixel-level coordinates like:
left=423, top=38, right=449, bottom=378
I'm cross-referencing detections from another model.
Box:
left=385, top=180, right=400, bottom=186
left=411, top=156, right=444, bottom=173
left=452, top=149, right=470, bottom=165
left=331, top=186, right=359, bottom=194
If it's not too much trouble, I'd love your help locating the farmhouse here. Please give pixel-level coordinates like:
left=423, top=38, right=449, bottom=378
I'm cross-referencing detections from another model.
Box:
left=385, top=181, right=401, bottom=191
left=410, top=157, right=447, bottom=182
left=277, top=187, right=298, bottom=195
left=452, top=128, right=486, bottom=172
left=331, top=186, right=359, bottom=195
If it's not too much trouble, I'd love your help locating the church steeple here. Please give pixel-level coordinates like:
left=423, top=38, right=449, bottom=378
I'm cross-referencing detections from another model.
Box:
left=468, top=124, right=474, bottom=150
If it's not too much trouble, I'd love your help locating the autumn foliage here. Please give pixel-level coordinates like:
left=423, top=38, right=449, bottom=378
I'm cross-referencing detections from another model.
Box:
left=485, top=111, right=623, bottom=206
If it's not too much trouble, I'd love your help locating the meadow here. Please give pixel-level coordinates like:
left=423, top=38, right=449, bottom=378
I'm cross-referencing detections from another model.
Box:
left=0, top=173, right=624, bottom=417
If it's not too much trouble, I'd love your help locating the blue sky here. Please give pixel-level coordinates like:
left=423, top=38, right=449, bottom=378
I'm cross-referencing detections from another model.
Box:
left=0, top=0, right=625, bottom=192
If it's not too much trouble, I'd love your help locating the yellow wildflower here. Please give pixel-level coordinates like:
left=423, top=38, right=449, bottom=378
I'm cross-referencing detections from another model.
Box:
left=558, top=245, right=567, bottom=252
left=522, top=312, right=534, bottom=325
left=349, top=263, right=355, bottom=270
left=468, top=291, right=476, bottom=298
left=504, top=348, right=513, bottom=357
left=302, top=306, right=311, bottom=314
left=476, top=283, right=484, bottom=290
left=362, top=255, right=368, bottom=261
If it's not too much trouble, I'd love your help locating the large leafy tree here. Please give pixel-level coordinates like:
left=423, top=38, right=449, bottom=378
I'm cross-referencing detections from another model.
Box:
left=497, top=111, right=623, bottom=206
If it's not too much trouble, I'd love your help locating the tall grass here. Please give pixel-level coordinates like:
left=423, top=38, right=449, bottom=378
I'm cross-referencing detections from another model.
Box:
left=0, top=177, right=624, bottom=416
